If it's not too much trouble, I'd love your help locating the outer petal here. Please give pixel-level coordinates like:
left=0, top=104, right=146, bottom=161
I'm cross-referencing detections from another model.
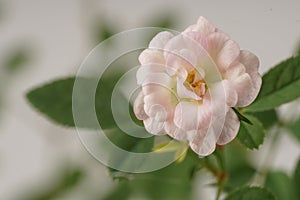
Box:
left=217, top=108, right=240, bottom=145
left=141, top=72, right=174, bottom=95
left=142, top=73, right=177, bottom=121
left=144, top=117, right=165, bottom=135
left=143, top=90, right=173, bottom=120
left=138, top=49, right=165, bottom=65
left=239, top=50, right=262, bottom=101
left=133, top=91, right=148, bottom=120
left=139, top=32, right=174, bottom=65
left=183, top=31, right=208, bottom=50
left=164, top=120, right=187, bottom=140
left=136, top=64, right=166, bottom=85
left=149, top=31, right=174, bottom=49
left=189, top=128, right=216, bottom=156
left=232, top=73, right=257, bottom=107
left=184, top=16, right=216, bottom=36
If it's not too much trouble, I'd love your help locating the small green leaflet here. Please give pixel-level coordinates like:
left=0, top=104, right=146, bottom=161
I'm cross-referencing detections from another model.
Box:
left=237, top=114, right=265, bottom=149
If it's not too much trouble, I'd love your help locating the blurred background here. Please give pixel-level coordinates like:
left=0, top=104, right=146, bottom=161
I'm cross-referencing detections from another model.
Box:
left=0, top=0, right=300, bottom=199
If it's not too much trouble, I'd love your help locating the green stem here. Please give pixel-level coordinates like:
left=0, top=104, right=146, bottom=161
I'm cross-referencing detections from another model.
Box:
left=198, top=157, right=219, bottom=175
left=199, top=149, right=226, bottom=200
left=215, top=180, right=225, bottom=200
left=214, top=148, right=226, bottom=200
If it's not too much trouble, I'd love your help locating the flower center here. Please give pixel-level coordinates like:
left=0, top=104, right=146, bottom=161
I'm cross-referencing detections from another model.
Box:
left=185, top=70, right=206, bottom=98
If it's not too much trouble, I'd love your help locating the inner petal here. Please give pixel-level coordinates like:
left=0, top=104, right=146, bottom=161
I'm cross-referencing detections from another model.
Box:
left=184, top=69, right=207, bottom=99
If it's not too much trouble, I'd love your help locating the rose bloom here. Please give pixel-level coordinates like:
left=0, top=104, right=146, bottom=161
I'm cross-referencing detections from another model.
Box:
left=134, top=17, right=261, bottom=156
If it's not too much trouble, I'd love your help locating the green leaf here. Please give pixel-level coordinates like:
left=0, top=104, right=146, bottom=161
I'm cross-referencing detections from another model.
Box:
left=102, top=151, right=198, bottom=200
left=26, top=72, right=121, bottom=128
left=225, top=186, right=276, bottom=200
left=288, top=118, right=300, bottom=142
left=27, top=77, right=76, bottom=127
left=293, top=159, right=300, bottom=199
left=237, top=114, right=265, bottom=149
left=246, top=55, right=300, bottom=112
left=251, top=109, right=278, bottom=129
left=265, top=171, right=297, bottom=200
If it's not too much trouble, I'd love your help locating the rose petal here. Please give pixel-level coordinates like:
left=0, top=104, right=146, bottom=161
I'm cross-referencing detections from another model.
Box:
left=165, top=48, right=197, bottom=76
left=174, top=101, right=211, bottom=131
left=223, top=62, right=246, bottom=81
left=189, top=129, right=216, bottom=156
left=149, top=31, right=174, bottom=49
left=141, top=72, right=174, bottom=93
left=136, top=65, right=167, bottom=85
left=176, top=76, right=202, bottom=100
left=165, top=34, right=208, bottom=77
left=208, top=32, right=240, bottom=71
left=164, top=120, right=187, bottom=140
left=184, top=16, right=216, bottom=36
left=232, top=73, right=257, bottom=107
left=217, top=108, right=240, bottom=145
left=138, top=49, right=165, bottom=65
left=239, top=50, right=262, bottom=100
left=133, top=91, right=148, bottom=120
left=144, top=117, right=165, bottom=135
left=143, top=90, right=172, bottom=117
left=222, top=79, right=238, bottom=107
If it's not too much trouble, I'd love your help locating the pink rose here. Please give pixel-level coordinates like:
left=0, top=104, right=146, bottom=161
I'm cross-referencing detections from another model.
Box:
left=134, top=16, right=261, bottom=156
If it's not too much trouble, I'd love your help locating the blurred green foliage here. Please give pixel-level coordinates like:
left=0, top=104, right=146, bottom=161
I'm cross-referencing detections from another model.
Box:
left=224, top=186, right=275, bottom=200
left=23, top=167, right=84, bottom=200
left=223, top=143, right=255, bottom=191
left=102, top=150, right=198, bottom=200
left=4, top=46, right=31, bottom=73
left=92, top=21, right=115, bottom=44
left=288, top=118, right=300, bottom=142
left=264, top=159, right=300, bottom=200
left=293, top=159, right=300, bottom=199
left=265, top=171, right=297, bottom=200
